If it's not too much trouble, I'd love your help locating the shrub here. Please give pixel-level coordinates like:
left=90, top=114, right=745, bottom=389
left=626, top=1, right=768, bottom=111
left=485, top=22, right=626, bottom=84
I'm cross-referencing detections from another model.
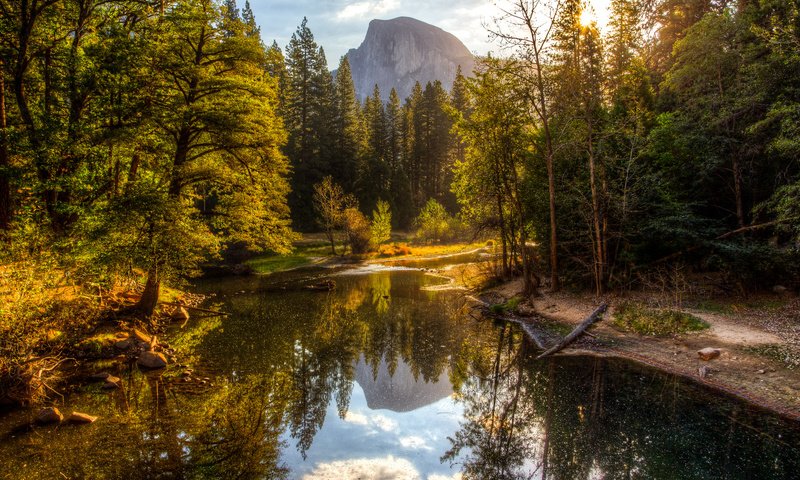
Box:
left=378, top=243, right=412, bottom=257
left=613, top=301, right=709, bottom=336
left=415, top=199, right=451, bottom=242
left=342, top=208, right=372, bottom=254
left=371, top=200, right=392, bottom=246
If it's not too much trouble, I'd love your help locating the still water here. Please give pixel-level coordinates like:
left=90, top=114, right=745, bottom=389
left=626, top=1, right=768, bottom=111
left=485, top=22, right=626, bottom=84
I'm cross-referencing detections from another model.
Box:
left=1, top=265, right=799, bottom=479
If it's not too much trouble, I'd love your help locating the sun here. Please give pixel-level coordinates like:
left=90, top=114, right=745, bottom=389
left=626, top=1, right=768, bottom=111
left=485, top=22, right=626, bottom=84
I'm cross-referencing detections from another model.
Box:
left=580, top=6, right=595, bottom=27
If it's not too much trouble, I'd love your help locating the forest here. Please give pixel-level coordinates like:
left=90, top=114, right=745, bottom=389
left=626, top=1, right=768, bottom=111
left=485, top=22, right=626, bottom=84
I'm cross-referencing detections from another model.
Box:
left=1, top=0, right=799, bottom=407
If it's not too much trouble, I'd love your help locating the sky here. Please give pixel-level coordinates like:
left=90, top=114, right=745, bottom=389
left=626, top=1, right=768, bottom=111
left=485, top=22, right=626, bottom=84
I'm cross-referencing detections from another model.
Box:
left=249, top=0, right=612, bottom=66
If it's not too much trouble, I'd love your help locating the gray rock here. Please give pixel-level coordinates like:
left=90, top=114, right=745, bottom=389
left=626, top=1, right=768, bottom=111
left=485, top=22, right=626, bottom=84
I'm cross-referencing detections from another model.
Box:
left=137, top=351, right=167, bottom=369
left=114, top=338, right=133, bottom=350
left=343, top=17, right=476, bottom=101
left=772, top=285, right=788, bottom=294
left=88, top=372, right=110, bottom=381
left=35, top=407, right=63, bottom=424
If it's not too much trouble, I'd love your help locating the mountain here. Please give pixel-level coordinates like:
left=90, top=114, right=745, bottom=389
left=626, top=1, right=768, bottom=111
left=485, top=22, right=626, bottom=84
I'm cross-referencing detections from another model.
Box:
left=355, top=355, right=453, bottom=412
left=344, top=17, right=476, bottom=101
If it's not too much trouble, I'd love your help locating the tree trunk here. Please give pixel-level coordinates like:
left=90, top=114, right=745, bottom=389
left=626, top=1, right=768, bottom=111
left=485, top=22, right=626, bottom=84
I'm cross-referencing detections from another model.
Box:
left=137, top=266, right=161, bottom=316
left=732, top=156, right=745, bottom=229
left=588, top=121, right=604, bottom=295
left=0, top=59, right=11, bottom=231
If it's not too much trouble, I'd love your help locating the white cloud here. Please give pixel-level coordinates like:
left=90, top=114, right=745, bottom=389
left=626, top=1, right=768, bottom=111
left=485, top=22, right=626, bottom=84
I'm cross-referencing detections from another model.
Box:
left=302, top=455, right=420, bottom=480
left=343, top=411, right=369, bottom=425
left=428, top=474, right=463, bottom=480
left=399, top=435, right=432, bottom=450
left=336, top=0, right=400, bottom=21
left=371, top=413, right=398, bottom=431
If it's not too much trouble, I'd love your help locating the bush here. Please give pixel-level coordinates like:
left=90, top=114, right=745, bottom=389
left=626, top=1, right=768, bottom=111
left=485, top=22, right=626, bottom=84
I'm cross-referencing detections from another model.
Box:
left=613, top=301, right=708, bottom=336
left=342, top=208, right=371, bottom=254
left=378, top=243, right=412, bottom=257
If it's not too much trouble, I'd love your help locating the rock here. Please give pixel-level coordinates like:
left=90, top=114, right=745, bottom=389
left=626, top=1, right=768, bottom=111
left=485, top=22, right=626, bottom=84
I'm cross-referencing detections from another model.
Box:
left=114, top=338, right=133, bottom=350
left=171, top=306, right=190, bottom=321
left=115, top=332, right=130, bottom=339
left=131, top=329, right=151, bottom=344
left=88, top=372, right=110, bottom=381
left=102, top=376, right=121, bottom=389
left=345, top=17, right=476, bottom=101
left=757, top=369, right=766, bottom=374
left=698, top=348, right=721, bottom=361
left=35, top=407, right=63, bottom=424
left=181, top=370, right=192, bottom=377
left=772, top=285, right=788, bottom=294
left=698, top=366, right=710, bottom=378
left=137, top=351, right=167, bottom=369
left=68, top=412, right=98, bottom=424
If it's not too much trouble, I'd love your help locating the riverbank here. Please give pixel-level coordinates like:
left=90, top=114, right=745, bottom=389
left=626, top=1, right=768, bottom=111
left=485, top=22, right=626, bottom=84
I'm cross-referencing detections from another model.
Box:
left=482, top=276, right=800, bottom=420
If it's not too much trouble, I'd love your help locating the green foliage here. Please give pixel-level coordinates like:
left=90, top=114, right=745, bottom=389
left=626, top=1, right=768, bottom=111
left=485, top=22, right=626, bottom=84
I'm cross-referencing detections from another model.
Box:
left=414, top=199, right=452, bottom=242
left=613, top=302, right=709, bottom=336
left=370, top=200, right=392, bottom=246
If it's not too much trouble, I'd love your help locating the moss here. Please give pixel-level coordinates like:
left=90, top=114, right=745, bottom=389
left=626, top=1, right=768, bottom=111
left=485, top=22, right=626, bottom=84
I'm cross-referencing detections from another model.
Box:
left=613, top=302, right=709, bottom=336
left=489, top=296, right=522, bottom=314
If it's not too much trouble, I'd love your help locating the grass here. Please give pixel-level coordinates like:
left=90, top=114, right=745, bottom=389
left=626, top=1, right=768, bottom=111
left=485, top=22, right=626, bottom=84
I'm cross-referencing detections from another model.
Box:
left=613, top=301, right=709, bottom=336
left=694, top=298, right=787, bottom=314
left=246, top=254, right=315, bottom=274
left=744, top=344, right=800, bottom=370
left=245, top=236, right=487, bottom=275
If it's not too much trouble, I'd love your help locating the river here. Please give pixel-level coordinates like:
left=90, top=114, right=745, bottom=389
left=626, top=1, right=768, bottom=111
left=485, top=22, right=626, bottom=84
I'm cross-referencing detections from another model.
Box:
left=1, top=263, right=798, bottom=479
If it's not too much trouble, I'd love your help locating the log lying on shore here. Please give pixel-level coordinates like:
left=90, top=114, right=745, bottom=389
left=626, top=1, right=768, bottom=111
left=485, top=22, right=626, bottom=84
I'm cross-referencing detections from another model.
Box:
left=536, top=303, right=607, bottom=360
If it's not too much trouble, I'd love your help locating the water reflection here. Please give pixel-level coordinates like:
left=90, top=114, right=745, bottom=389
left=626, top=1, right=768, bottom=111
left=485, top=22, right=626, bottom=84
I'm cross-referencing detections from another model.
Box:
left=0, top=269, right=798, bottom=479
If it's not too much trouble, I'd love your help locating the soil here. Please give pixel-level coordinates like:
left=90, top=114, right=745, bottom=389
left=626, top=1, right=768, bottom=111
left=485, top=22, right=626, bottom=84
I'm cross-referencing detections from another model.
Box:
left=487, top=277, right=800, bottom=420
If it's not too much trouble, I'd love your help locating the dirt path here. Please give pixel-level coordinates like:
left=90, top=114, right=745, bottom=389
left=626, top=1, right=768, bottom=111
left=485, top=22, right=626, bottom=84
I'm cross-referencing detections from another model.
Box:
left=487, top=279, right=800, bottom=420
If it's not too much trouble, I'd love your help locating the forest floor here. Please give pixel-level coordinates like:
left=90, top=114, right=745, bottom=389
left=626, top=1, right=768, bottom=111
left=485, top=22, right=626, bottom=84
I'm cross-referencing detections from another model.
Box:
left=485, top=276, right=800, bottom=420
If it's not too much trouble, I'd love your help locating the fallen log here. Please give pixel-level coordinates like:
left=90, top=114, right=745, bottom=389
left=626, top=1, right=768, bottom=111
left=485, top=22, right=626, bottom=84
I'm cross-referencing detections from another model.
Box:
left=160, top=302, right=230, bottom=317
left=536, top=303, right=607, bottom=360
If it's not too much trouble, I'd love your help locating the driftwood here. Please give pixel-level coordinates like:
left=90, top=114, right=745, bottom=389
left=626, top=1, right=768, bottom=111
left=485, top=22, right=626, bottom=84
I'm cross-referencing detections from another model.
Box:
left=160, top=302, right=229, bottom=316
left=536, top=303, right=607, bottom=360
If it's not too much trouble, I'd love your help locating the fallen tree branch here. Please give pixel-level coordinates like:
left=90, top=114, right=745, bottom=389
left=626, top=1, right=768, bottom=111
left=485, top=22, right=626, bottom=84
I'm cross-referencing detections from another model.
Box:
left=536, top=303, right=607, bottom=360
left=466, top=294, right=548, bottom=349
left=160, top=302, right=229, bottom=316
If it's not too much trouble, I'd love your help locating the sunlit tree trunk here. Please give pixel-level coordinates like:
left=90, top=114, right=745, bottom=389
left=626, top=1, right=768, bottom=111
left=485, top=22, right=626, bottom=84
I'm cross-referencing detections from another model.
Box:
left=0, top=59, right=10, bottom=232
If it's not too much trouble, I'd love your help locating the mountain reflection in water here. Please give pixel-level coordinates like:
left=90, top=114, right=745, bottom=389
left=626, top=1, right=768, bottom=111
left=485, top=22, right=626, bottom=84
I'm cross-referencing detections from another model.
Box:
left=0, top=269, right=798, bottom=479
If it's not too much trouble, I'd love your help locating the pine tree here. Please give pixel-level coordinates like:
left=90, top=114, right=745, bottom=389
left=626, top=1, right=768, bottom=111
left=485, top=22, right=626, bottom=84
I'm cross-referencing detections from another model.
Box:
left=284, top=18, right=335, bottom=229
left=332, top=56, right=363, bottom=192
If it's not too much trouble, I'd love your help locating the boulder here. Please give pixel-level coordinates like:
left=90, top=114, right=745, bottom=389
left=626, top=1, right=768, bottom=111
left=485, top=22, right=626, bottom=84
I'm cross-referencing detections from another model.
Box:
left=88, top=372, right=110, bottom=381
left=68, top=412, right=98, bottom=424
left=698, top=347, right=721, bottom=361
left=102, top=376, right=121, bottom=389
left=171, top=306, right=190, bottom=321
left=114, top=338, right=133, bottom=350
left=137, top=351, right=167, bottom=369
left=36, top=407, right=63, bottom=424
left=131, top=329, right=151, bottom=344
left=772, top=285, right=788, bottom=294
